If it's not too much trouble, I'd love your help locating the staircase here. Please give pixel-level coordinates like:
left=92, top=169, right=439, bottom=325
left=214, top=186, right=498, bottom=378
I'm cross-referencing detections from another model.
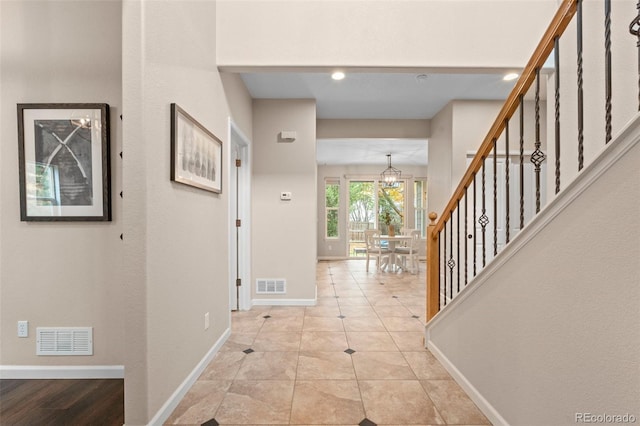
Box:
left=424, top=1, right=640, bottom=424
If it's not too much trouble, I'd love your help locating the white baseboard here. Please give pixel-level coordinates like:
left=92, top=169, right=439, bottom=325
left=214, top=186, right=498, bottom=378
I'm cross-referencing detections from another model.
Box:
left=148, top=327, right=231, bottom=426
left=252, top=298, right=316, bottom=306
left=0, top=365, right=124, bottom=379
left=426, top=340, right=508, bottom=426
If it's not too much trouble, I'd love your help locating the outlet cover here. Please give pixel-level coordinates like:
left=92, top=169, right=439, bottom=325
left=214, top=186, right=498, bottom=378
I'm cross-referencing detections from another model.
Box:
left=18, top=321, right=28, bottom=338
left=204, top=312, right=210, bottom=330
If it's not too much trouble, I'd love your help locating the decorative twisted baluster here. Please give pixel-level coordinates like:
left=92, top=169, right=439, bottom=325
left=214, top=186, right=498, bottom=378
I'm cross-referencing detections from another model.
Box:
left=632, top=0, right=640, bottom=110
left=456, top=201, right=460, bottom=293
left=493, top=139, right=498, bottom=257
left=473, top=178, right=477, bottom=276
left=519, top=95, right=525, bottom=230
left=531, top=68, right=546, bottom=214
left=554, top=36, right=561, bottom=194
left=464, top=187, right=468, bottom=286
left=448, top=214, right=454, bottom=299
left=479, top=160, right=489, bottom=267
left=605, top=0, right=612, bottom=144
left=577, top=0, right=585, bottom=170
left=505, top=119, right=510, bottom=244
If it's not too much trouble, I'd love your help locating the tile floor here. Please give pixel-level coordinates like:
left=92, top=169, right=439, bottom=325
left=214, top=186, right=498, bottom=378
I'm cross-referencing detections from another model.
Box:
left=165, top=260, right=491, bottom=426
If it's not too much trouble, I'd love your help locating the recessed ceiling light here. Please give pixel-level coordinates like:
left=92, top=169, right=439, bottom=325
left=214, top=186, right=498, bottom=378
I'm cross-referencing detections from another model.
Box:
left=416, top=74, right=429, bottom=82
left=503, top=73, right=519, bottom=81
left=331, top=71, right=345, bottom=81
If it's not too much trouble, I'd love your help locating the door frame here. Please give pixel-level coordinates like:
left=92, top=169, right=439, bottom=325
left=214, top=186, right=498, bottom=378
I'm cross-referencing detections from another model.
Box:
left=228, top=119, right=252, bottom=311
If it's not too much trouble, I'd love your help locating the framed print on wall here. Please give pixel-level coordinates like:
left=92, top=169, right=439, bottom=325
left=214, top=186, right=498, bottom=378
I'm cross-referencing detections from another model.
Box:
left=17, top=103, right=111, bottom=221
left=170, top=103, right=222, bottom=194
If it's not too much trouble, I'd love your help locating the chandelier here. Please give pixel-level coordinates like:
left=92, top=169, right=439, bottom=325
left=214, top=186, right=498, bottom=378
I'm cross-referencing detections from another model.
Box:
left=380, top=154, right=402, bottom=187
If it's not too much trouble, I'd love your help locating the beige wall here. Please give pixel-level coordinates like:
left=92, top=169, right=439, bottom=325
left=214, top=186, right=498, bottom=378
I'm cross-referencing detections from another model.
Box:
left=216, top=0, right=557, bottom=70
left=122, top=0, right=252, bottom=423
left=252, top=99, right=317, bottom=302
left=426, top=120, right=640, bottom=424
left=317, top=119, right=430, bottom=139
left=0, top=0, right=124, bottom=366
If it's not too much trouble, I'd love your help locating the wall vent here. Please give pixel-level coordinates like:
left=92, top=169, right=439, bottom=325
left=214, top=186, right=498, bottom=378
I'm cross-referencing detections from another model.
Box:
left=36, top=327, right=93, bottom=356
left=256, top=278, right=286, bottom=294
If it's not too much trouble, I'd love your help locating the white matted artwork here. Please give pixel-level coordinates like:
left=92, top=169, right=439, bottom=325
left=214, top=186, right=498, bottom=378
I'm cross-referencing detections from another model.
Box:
left=17, top=103, right=111, bottom=221
left=170, top=103, right=222, bottom=194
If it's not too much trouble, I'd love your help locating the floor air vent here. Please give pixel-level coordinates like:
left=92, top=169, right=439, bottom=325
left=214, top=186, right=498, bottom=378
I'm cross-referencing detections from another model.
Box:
left=256, top=278, right=286, bottom=294
left=36, top=327, right=93, bottom=356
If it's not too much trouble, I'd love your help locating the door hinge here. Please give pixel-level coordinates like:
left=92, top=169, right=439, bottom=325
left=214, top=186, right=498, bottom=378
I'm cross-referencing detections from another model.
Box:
left=236, top=219, right=241, bottom=227
left=235, top=159, right=241, bottom=167
left=236, top=278, right=242, bottom=287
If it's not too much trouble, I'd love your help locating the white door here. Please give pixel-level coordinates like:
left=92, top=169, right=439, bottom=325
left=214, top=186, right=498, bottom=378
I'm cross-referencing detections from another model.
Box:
left=229, top=121, right=251, bottom=311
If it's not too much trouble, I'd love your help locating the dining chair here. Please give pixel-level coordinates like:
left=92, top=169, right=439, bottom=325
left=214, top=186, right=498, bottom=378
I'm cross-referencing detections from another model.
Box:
left=364, top=229, right=391, bottom=272
left=395, top=230, right=421, bottom=274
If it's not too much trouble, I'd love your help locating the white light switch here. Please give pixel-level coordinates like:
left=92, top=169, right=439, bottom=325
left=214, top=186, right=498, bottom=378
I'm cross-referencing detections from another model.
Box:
left=280, top=191, right=292, bottom=200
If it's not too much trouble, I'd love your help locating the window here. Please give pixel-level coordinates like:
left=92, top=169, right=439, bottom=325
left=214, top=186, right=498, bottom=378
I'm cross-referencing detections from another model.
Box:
left=325, top=178, right=340, bottom=238
left=414, top=179, right=427, bottom=237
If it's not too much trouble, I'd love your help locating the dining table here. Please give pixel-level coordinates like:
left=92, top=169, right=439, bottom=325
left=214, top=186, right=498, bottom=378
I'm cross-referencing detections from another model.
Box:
left=378, top=234, right=413, bottom=272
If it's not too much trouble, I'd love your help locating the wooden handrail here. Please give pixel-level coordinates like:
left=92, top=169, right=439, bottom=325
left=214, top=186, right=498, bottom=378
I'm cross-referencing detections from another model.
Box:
left=432, top=0, right=578, bottom=235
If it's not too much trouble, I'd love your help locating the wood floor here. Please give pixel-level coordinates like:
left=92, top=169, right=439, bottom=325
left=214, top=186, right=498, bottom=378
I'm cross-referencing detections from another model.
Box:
left=0, top=379, right=124, bottom=425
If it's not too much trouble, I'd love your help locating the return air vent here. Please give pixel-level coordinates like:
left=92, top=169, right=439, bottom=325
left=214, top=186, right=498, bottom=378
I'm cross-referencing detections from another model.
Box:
left=256, top=278, right=286, bottom=294
left=36, top=327, right=93, bottom=356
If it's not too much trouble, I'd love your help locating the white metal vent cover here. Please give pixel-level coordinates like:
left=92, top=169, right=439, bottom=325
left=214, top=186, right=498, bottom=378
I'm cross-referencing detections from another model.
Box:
left=256, top=278, right=286, bottom=294
left=36, top=327, right=93, bottom=356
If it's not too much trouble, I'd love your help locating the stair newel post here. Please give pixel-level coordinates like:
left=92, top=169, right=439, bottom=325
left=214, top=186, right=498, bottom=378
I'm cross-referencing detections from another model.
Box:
left=427, top=212, right=440, bottom=321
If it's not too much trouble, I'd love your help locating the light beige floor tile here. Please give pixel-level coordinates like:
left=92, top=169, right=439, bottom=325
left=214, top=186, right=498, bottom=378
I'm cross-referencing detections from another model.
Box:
left=297, top=351, right=356, bottom=380
left=300, top=331, right=349, bottom=352
left=359, top=380, right=444, bottom=425
left=367, top=296, right=403, bottom=307
left=214, top=380, right=294, bottom=424
left=235, top=351, right=298, bottom=380
left=260, top=316, right=304, bottom=332
left=219, top=332, right=256, bottom=352
left=389, top=332, right=427, bottom=351
left=342, top=316, right=386, bottom=332
left=305, top=306, right=342, bottom=317
left=165, top=380, right=231, bottom=425
left=199, top=352, right=246, bottom=380
left=403, top=351, right=452, bottom=380
left=339, top=305, right=378, bottom=318
left=290, top=380, right=365, bottom=425
left=352, top=352, right=416, bottom=380
left=421, top=380, right=491, bottom=425
left=346, top=331, right=398, bottom=351
left=268, top=306, right=307, bottom=316
left=252, top=331, right=301, bottom=351
left=372, top=304, right=413, bottom=317
left=405, top=305, right=426, bottom=317
left=333, top=289, right=365, bottom=298
left=380, top=316, right=425, bottom=331
left=303, top=316, right=345, bottom=331
left=231, top=317, right=265, bottom=333
left=337, top=296, right=371, bottom=306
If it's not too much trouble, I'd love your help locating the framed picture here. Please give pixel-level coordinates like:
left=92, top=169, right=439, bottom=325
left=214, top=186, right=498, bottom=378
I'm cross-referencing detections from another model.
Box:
left=171, top=103, right=222, bottom=194
left=17, top=103, right=111, bottom=221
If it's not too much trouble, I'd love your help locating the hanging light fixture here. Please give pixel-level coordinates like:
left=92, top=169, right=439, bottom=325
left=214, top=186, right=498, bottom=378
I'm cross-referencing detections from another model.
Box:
left=380, top=154, right=402, bottom=187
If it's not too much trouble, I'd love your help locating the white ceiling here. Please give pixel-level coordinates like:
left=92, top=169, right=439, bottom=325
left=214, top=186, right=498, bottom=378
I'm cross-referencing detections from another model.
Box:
left=240, top=71, right=517, bottom=166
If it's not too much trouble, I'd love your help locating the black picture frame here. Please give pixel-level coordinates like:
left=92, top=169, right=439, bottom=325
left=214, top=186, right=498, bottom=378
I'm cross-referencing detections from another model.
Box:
left=17, top=103, right=111, bottom=221
left=170, top=103, right=222, bottom=194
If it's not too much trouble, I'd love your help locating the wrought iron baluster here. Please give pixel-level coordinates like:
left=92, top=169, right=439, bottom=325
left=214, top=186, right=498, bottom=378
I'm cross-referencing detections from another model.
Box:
left=605, top=0, right=612, bottom=144
left=448, top=214, right=454, bottom=299
left=464, top=187, right=468, bottom=286
left=443, top=226, right=447, bottom=306
left=457, top=201, right=460, bottom=293
left=493, top=139, right=498, bottom=257
left=480, top=159, right=489, bottom=267
left=577, top=0, right=585, bottom=170
left=473, top=178, right=477, bottom=276
left=505, top=120, right=510, bottom=244
left=531, top=68, right=546, bottom=214
left=631, top=1, right=640, bottom=110
left=519, top=95, right=525, bottom=230
left=555, top=36, right=561, bottom=194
